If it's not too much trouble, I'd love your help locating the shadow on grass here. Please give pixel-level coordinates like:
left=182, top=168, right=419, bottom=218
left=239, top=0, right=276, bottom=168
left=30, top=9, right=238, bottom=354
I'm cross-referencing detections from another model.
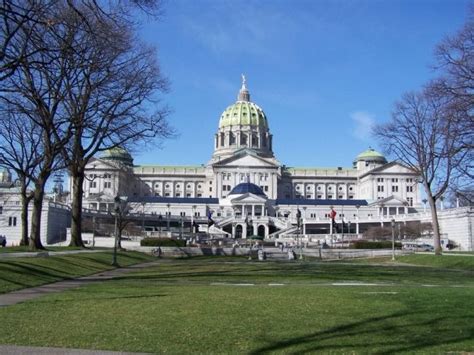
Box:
left=249, top=311, right=474, bottom=354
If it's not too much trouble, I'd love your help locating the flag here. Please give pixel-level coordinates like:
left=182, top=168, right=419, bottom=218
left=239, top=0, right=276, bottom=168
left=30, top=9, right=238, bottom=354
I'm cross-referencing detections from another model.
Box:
left=296, top=208, right=302, bottom=227
left=329, top=208, right=337, bottom=220
left=207, top=209, right=214, bottom=227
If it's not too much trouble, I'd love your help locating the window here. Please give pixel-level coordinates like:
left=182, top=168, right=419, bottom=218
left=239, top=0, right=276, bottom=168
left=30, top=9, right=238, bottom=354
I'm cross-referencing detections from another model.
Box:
left=90, top=181, right=97, bottom=188
left=209, top=187, right=213, bottom=192
left=104, top=181, right=111, bottom=188
left=377, top=178, right=384, bottom=182
left=377, top=186, right=384, bottom=192
left=165, top=193, right=170, bottom=197
left=176, top=184, right=180, bottom=188
left=176, top=193, right=181, bottom=197
left=407, top=186, right=413, bottom=192
left=197, top=193, right=202, bottom=197
left=310, top=213, right=316, bottom=218
left=180, top=212, right=186, bottom=217
left=306, top=195, right=311, bottom=199
left=392, top=186, right=399, bottom=192
left=264, top=186, right=268, bottom=192
left=307, top=186, right=311, bottom=190
left=407, top=197, right=413, bottom=206
left=187, top=184, right=191, bottom=188
left=0, top=206, right=2, bottom=214
left=186, top=193, right=191, bottom=197
left=407, top=178, right=413, bottom=183
left=328, top=186, right=332, bottom=191
left=296, top=186, right=300, bottom=190
left=328, top=194, right=333, bottom=199
left=338, top=195, right=343, bottom=199
left=339, top=186, right=343, bottom=191
left=349, top=186, right=353, bottom=191
left=317, top=195, right=322, bottom=199
left=317, top=186, right=321, bottom=191
left=8, top=216, right=17, bottom=226
left=165, top=184, right=170, bottom=188
left=392, top=178, right=398, bottom=183
left=198, top=185, right=202, bottom=189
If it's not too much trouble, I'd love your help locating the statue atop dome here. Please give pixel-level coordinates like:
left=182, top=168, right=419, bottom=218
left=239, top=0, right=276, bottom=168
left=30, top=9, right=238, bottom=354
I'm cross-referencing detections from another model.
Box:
left=238, top=74, right=250, bottom=102
left=241, top=74, right=247, bottom=89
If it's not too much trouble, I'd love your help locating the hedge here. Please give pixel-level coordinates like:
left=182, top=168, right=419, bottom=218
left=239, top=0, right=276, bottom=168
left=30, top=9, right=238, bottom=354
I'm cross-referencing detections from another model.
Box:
left=141, top=238, right=186, bottom=247
left=351, top=240, right=402, bottom=249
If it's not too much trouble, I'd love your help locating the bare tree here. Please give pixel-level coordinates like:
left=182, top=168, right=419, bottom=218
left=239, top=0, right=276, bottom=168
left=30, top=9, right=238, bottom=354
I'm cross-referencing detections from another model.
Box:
left=430, top=11, right=474, bottom=192
left=374, top=90, right=461, bottom=255
left=0, top=111, right=43, bottom=245
left=48, top=3, right=172, bottom=247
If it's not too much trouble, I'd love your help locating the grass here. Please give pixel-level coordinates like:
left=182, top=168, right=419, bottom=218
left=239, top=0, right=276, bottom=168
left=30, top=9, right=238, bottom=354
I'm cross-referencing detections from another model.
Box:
left=0, top=255, right=472, bottom=353
left=350, top=254, right=474, bottom=271
left=0, top=250, right=154, bottom=294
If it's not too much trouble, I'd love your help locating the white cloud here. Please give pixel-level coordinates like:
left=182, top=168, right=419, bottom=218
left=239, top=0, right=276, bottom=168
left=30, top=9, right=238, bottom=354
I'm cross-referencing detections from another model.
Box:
left=351, top=111, right=375, bottom=141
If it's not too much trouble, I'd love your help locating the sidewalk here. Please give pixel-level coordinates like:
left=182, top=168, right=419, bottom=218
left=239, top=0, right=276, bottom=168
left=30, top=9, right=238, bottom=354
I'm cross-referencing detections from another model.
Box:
left=0, top=260, right=161, bottom=307
left=0, top=345, right=151, bottom=355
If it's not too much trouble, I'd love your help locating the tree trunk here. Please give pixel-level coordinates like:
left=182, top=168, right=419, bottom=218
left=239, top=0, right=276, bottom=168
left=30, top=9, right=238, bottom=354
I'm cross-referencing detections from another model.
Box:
left=69, top=171, right=85, bottom=247
left=424, top=184, right=442, bottom=255
left=29, top=185, right=45, bottom=250
left=20, top=183, right=30, bottom=246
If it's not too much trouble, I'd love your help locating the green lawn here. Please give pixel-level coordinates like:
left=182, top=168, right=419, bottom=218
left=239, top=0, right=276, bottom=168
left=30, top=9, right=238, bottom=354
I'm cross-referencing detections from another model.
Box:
left=0, top=256, right=472, bottom=354
left=0, top=251, right=154, bottom=293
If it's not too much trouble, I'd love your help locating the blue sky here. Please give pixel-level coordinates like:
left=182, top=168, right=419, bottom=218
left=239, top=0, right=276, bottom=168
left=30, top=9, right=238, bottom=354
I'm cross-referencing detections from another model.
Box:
left=135, top=0, right=470, bottom=168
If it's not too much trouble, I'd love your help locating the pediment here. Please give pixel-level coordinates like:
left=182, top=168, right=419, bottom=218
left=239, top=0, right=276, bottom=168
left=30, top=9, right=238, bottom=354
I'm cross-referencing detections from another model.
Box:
left=369, top=195, right=408, bottom=207
left=360, top=161, right=418, bottom=178
left=230, top=193, right=268, bottom=203
left=213, top=152, right=279, bottom=168
left=85, top=158, right=122, bottom=171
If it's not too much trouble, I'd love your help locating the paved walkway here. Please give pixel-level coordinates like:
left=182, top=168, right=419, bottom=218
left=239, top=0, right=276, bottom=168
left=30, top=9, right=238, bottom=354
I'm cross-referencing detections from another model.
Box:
left=0, top=345, right=151, bottom=355
left=0, top=260, right=161, bottom=307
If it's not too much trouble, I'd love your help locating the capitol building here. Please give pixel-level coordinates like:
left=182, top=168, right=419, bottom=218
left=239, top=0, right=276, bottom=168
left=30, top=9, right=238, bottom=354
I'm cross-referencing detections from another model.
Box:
left=78, top=78, right=428, bottom=239
left=0, top=77, right=472, bottom=250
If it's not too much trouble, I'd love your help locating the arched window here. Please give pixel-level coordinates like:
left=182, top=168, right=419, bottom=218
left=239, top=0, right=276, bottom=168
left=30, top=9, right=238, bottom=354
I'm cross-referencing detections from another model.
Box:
left=240, top=133, right=248, bottom=146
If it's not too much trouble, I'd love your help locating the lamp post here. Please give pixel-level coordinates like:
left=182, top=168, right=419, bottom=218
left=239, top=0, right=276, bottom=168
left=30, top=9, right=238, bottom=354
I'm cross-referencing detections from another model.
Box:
left=112, top=195, right=121, bottom=267
left=167, top=203, right=171, bottom=231
left=391, top=218, right=396, bottom=261
left=141, top=201, right=146, bottom=236
left=180, top=217, right=183, bottom=238
left=158, top=214, right=162, bottom=234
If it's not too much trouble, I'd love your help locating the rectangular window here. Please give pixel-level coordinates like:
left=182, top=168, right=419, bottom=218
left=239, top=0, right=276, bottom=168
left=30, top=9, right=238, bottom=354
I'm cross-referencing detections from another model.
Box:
left=104, top=181, right=112, bottom=189
left=209, top=187, right=212, bottom=192
left=377, top=186, right=384, bottom=192
left=0, top=206, right=2, bottom=214
left=317, top=195, right=322, bottom=199
left=392, top=178, right=398, bottom=183
left=407, top=186, right=413, bottom=192
left=407, top=197, right=413, bottom=206
left=8, top=216, right=17, bottom=226
left=90, top=181, right=97, bottom=188
left=186, top=193, right=191, bottom=197
left=377, top=178, right=384, bottom=182
left=392, top=186, right=399, bottom=192
left=306, top=195, right=311, bottom=199
left=197, top=193, right=202, bottom=197
left=328, top=194, right=333, bottom=199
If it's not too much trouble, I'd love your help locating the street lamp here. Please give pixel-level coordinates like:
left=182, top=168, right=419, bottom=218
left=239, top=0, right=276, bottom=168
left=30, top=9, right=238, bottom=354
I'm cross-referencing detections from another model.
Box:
left=391, top=218, right=396, bottom=261
left=141, top=201, right=146, bottom=236
left=167, top=203, right=171, bottom=231
left=112, top=195, right=121, bottom=266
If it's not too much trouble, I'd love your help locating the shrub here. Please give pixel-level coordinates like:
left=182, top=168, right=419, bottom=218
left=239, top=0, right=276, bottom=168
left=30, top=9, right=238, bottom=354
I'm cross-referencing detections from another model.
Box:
left=140, top=238, right=186, bottom=247
left=351, top=240, right=402, bottom=249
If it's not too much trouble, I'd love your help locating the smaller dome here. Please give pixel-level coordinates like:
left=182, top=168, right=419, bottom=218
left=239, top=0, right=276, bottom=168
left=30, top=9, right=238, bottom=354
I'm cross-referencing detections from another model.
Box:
left=354, top=148, right=387, bottom=164
left=229, top=182, right=266, bottom=196
left=101, top=147, right=133, bottom=166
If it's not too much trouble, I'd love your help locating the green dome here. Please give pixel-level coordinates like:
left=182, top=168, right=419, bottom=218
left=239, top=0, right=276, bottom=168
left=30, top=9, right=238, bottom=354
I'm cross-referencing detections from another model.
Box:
left=355, top=148, right=387, bottom=163
left=218, top=101, right=268, bottom=129
left=101, top=147, right=133, bottom=166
